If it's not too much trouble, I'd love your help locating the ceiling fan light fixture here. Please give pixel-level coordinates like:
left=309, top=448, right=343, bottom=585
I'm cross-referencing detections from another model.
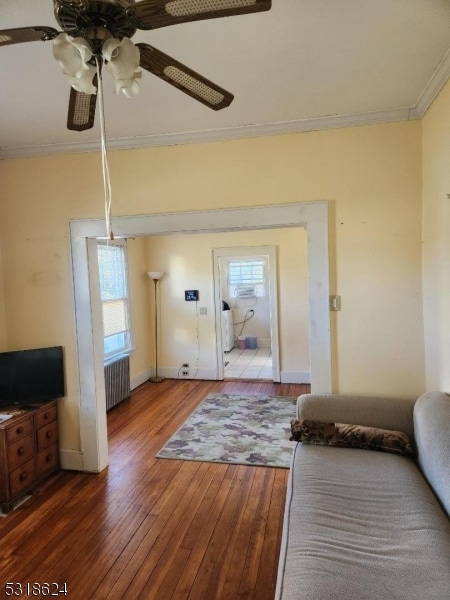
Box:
left=103, top=37, right=142, bottom=97
left=53, top=32, right=97, bottom=94
left=68, top=68, right=98, bottom=94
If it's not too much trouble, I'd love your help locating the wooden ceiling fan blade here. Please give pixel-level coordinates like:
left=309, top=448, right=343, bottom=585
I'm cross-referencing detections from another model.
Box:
left=0, top=26, right=59, bottom=47
left=137, top=43, right=233, bottom=110
left=129, top=0, right=271, bottom=30
left=67, top=86, right=97, bottom=131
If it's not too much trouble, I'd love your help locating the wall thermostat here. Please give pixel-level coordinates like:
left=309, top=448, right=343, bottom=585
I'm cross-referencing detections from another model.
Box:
left=185, top=290, right=199, bottom=301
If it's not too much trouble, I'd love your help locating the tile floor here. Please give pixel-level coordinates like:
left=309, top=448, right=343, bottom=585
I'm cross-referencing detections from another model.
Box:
left=224, top=347, right=273, bottom=380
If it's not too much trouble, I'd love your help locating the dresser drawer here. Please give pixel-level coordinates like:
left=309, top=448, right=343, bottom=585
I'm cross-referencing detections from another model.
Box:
left=36, top=420, right=59, bottom=452
left=9, top=459, right=35, bottom=497
left=7, top=434, right=34, bottom=471
left=36, top=443, right=59, bottom=478
left=34, top=404, right=57, bottom=429
left=5, top=416, right=33, bottom=445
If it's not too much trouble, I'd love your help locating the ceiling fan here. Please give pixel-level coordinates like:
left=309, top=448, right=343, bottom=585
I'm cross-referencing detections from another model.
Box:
left=0, top=0, right=272, bottom=131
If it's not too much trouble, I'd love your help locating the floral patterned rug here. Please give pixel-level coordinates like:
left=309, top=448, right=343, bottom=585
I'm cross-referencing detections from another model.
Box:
left=156, top=393, right=297, bottom=468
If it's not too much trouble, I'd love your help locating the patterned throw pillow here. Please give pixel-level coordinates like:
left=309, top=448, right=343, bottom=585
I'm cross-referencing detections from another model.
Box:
left=290, top=419, right=414, bottom=457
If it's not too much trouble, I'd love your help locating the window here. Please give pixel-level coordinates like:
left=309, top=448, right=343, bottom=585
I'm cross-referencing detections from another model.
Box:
left=97, top=241, right=132, bottom=358
left=227, top=258, right=266, bottom=298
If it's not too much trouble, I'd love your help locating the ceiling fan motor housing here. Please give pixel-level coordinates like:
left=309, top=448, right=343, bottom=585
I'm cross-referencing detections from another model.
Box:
left=54, top=0, right=137, bottom=41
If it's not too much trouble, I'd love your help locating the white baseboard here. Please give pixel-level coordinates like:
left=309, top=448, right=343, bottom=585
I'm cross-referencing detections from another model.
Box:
left=160, top=366, right=218, bottom=380
left=132, top=367, right=218, bottom=386
left=280, top=371, right=311, bottom=384
left=134, top=366, right=310, bottom=384
left=131, top=369, right=152, bottom=390
left=60, top=448, right=84, bottom=471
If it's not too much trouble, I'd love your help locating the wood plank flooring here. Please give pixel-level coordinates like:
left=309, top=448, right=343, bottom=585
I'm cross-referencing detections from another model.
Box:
left=0, top=379, right=309, bottom=599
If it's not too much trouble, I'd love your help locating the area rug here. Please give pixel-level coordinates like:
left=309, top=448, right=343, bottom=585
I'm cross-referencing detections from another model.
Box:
left=156, top=393, right=297, bottom=468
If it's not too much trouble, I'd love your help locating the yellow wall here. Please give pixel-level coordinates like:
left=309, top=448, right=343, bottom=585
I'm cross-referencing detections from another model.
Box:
left=126, top=237, right=152, bottom=383
left=145, top=228, right=309, bottom=377
left=422, top=78, right=450, bottom=392
left=0, top=119, right=425, bottom=454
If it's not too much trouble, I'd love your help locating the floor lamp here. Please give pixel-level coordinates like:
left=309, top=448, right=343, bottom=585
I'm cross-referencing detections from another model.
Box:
left=148, top=271, right=165, bottom=383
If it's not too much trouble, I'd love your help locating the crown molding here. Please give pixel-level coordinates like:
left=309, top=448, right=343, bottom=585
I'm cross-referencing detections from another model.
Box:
left=2, top=45, right=450, bottom=161
left=0, top=107, right=417, bottom=160
left=414, top=47, right=450, bottom=119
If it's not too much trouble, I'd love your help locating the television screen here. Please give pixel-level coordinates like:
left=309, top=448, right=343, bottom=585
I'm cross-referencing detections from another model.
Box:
left=0, top=346, right=65, bottom=407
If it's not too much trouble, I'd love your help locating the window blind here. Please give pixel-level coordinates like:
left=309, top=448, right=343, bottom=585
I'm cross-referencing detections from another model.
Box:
left=97, top=242, right=132, bottom=358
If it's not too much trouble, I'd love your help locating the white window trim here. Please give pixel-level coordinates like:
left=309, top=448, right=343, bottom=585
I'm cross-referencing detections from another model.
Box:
left=227, top=257, right=267, bottom=298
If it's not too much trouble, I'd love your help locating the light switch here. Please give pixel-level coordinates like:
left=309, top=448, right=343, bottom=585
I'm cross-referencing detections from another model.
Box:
left=199, top=307, right=207, bottom=315
left=329, top=295, right=341, bottom=311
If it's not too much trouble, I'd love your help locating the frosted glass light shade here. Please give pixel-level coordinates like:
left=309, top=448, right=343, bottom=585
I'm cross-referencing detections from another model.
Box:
left=148, top=271, right=164, bottom=281
left=103, top=37, right=142, bottom=98
left=53, top=34, right=141, bottom=98
left=53, top=33, right=97, bottom=94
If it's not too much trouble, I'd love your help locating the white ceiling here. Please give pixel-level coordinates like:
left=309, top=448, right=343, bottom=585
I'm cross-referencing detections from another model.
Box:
left=1, top=0, right=450, bottom=159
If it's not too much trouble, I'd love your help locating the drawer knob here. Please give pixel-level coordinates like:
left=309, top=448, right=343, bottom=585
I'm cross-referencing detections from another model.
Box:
left=45, top=454, right=52, bottom=463
left=17, top=446, right=25, bottom=456
left=44, top=412, right=50, bottom=419
left=19, top=472, right=27, bottom=482
left=16, top=426, right=24, bottom=435
left=46, top=431, right=53, bottom=439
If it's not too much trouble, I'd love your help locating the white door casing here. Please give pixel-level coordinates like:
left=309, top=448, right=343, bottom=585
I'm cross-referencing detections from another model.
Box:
left=213, top=246, right=280, bottom=381
left=69, top=201, right=331, bottom=472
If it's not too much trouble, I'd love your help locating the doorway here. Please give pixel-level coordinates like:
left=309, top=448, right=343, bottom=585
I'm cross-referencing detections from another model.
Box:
left=213, top=246, right=280, bottom=381
left=69, top=201, right=332, bottom=472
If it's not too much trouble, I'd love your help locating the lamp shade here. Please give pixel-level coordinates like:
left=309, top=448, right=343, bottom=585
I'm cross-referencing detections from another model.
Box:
left=148, top=271, right=164, bottom=281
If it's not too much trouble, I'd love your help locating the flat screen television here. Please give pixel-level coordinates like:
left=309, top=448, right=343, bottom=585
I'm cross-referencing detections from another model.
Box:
left=0, top=346, right=65, bottom=407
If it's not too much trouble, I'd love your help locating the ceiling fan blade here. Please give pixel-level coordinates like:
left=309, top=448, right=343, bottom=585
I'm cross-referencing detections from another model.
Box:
left=67, top=86, right=97, bottom=131
left=137, top=43, right=233, bottom=110
left=128, top=0, right=271, bottom=30
left=0, top=26, right=59, bottom=47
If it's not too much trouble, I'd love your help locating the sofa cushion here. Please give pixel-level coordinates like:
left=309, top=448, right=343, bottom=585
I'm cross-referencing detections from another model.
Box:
left=290, top=419, right=414, bottom=456
left=414, top=391, right=450, bottom=516
left=297, top=394, right=416, bottom=439
left=275, top=444, right=450, bottom=600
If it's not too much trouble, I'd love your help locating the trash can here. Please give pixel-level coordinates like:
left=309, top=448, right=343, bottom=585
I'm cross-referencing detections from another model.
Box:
left=246, top=336, right=257, bottom=349
left=238, top=336, right=247, bottom=350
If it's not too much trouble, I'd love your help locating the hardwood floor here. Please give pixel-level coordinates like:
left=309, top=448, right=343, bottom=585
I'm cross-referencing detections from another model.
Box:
left=0, top=379, right=310, bottom=599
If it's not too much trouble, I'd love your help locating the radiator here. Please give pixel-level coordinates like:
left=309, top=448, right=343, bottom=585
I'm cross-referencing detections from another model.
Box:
left=104, top=353, right=130, bottom=411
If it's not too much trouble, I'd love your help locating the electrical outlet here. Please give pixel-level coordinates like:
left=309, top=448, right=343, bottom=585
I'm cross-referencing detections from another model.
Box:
left=182, top=369, right=189, bottom=376
left=182, top=362, right=189, bottom=368
left=199, top=306, right=207, bottom=315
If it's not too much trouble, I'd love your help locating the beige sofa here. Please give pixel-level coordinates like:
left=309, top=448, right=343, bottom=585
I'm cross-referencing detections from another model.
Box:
left=275, top=391, right=450, bottom=600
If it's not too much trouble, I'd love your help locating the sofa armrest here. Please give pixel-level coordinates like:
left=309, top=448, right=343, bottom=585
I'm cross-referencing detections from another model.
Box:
left=297, top=394, right=416, bottom=439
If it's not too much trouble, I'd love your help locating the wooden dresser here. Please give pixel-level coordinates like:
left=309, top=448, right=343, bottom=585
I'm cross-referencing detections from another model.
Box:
left=0, top=400, right=59, bottom=514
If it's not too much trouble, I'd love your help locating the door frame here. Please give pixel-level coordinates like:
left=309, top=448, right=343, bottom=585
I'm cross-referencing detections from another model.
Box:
left=69, top=201, right=331, bottom=472
left=212, top=246, right=280, bottom=381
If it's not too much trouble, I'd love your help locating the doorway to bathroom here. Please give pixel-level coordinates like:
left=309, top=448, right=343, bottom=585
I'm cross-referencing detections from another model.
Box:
left=213, top=246, right=280, bottom=381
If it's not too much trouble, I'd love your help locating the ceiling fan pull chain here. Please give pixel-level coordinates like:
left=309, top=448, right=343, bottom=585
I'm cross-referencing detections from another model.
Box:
left=96, top=55, right=114, bottom=241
